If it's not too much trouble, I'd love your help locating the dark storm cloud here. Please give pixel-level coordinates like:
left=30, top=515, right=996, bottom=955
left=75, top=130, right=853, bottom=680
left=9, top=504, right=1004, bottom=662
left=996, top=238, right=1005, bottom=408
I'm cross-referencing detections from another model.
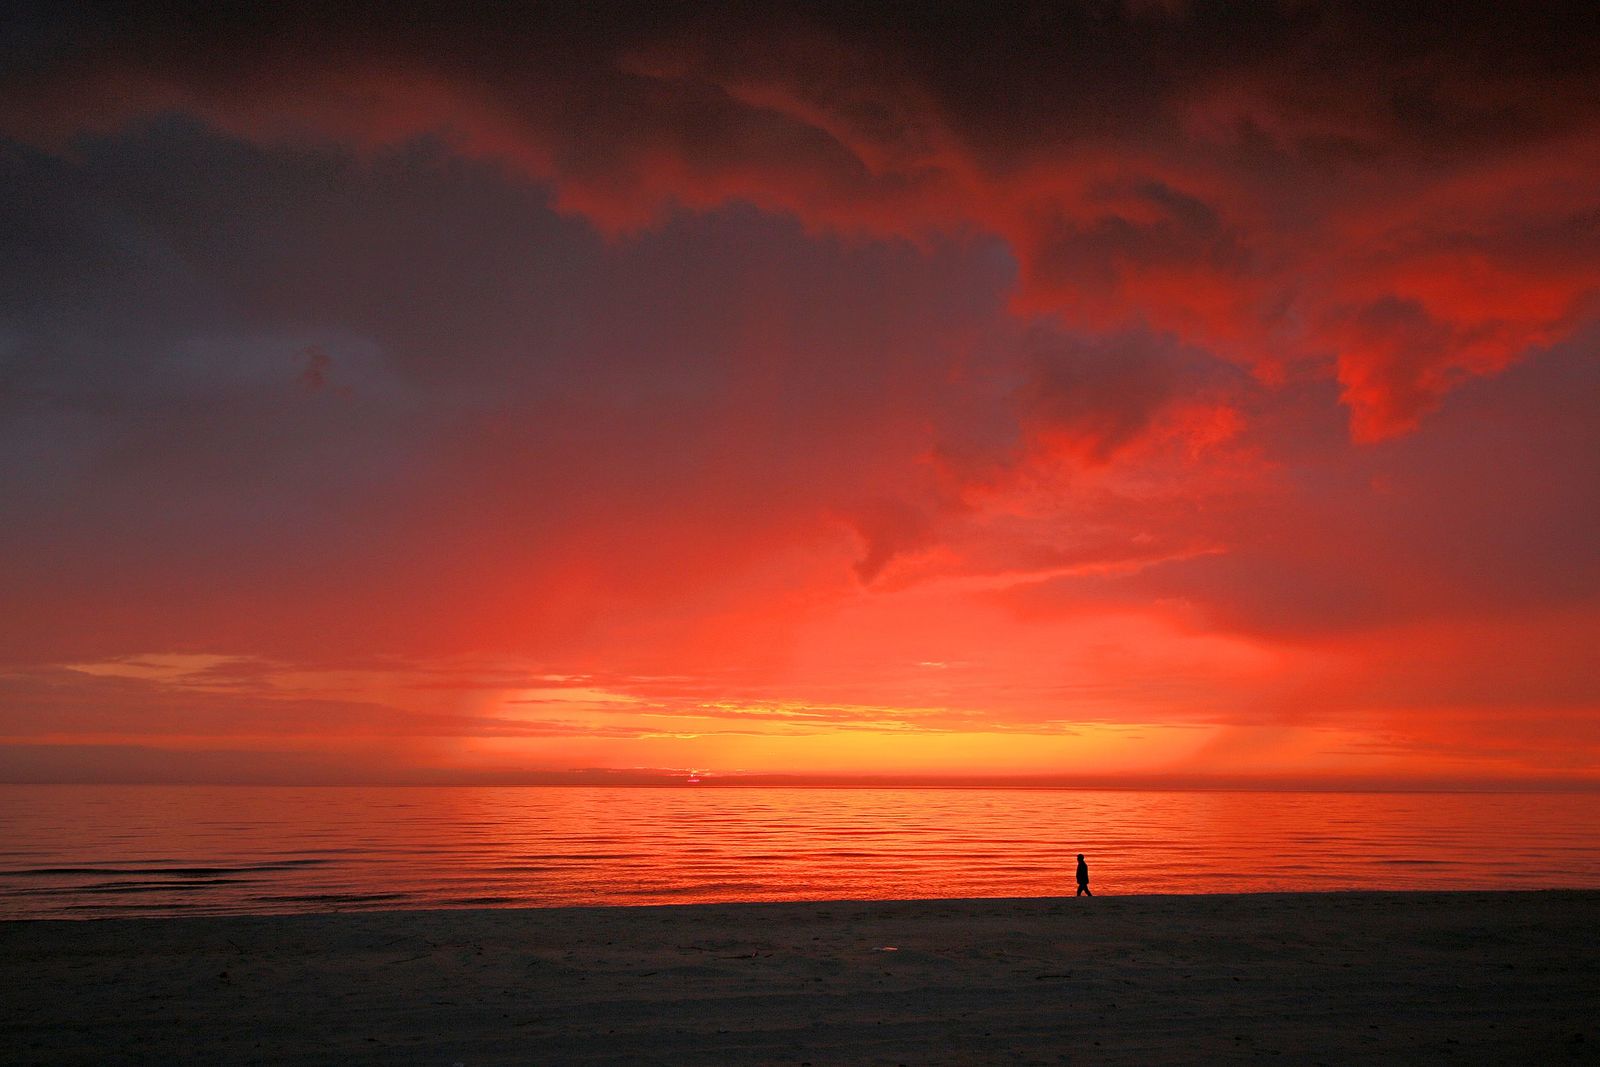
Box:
left=3, top=3, right=1596, bottom=439
left=1018, top=327, right=1240, bottom=464
left=0, top=116, right=1015, bottom=664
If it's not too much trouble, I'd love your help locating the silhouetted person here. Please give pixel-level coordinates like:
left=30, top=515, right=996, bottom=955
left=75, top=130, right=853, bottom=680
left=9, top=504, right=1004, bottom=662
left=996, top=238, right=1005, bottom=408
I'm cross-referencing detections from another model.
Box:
left=1075, top=853, right=1092, bottom=896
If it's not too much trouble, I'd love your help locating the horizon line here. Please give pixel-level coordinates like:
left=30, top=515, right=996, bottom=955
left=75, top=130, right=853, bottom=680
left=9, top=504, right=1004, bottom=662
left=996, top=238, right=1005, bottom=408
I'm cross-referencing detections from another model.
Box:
left=4, top=772, right=1598, bottom=794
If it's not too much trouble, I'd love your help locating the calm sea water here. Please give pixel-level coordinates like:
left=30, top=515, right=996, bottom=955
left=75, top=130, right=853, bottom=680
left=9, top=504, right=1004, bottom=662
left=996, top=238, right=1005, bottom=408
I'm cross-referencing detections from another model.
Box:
left=2, top=786, right=1597, bottom=919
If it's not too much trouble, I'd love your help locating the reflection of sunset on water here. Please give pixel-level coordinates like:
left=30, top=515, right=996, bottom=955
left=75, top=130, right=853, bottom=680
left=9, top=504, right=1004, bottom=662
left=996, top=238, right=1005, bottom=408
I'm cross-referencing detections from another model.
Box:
left=4, top=786, right=1597, bottom=919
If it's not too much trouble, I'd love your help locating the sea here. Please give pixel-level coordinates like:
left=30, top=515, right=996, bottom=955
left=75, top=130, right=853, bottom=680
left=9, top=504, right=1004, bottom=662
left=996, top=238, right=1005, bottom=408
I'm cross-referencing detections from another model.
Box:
left=2, top=785, right=1597, bottom=920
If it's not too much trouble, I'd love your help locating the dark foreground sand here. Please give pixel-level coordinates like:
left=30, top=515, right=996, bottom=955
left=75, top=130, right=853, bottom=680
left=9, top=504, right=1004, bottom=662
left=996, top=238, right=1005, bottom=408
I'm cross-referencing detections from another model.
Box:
left=3, top=891, right=1596, bottom=1065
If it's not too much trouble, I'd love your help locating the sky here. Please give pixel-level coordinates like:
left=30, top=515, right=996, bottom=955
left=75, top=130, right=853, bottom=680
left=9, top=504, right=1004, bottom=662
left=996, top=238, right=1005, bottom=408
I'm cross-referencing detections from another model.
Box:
left=1, top=1, right=1597, bottom=787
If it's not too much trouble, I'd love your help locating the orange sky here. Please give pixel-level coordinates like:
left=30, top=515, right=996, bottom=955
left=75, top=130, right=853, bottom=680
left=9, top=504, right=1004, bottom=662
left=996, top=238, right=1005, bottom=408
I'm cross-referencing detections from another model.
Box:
left=1, top=2, right=1597, bottom=787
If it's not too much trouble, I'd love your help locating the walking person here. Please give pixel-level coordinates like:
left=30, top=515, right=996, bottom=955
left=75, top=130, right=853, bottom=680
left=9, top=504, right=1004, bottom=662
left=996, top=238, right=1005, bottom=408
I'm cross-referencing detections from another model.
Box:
left=1076, top=853, right=1092, bottom=896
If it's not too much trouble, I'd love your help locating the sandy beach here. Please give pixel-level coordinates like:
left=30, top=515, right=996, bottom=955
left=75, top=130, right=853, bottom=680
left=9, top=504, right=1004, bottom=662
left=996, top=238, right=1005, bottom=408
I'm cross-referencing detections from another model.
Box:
left=3, top=891, right=1595, bottom=1065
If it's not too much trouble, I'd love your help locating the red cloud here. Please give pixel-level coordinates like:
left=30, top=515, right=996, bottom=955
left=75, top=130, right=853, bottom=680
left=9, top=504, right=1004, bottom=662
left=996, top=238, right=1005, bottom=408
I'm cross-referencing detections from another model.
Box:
left=5, top=6, right=1596, bottom=440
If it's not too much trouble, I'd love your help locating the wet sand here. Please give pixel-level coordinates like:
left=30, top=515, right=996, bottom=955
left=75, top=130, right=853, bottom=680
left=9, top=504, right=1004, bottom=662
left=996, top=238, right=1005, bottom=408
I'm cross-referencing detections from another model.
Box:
left=3, top=890, right=1596, bottom=1065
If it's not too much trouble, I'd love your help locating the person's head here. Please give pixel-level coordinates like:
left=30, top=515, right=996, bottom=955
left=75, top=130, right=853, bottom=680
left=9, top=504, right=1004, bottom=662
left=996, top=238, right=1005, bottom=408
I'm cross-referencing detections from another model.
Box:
left=1077, top=854, right=1084, bottom=861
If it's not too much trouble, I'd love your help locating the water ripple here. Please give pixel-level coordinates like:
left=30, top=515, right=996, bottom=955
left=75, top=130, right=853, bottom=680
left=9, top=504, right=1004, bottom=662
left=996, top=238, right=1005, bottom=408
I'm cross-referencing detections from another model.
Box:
left=1, top=785, right=1596, bottom=919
